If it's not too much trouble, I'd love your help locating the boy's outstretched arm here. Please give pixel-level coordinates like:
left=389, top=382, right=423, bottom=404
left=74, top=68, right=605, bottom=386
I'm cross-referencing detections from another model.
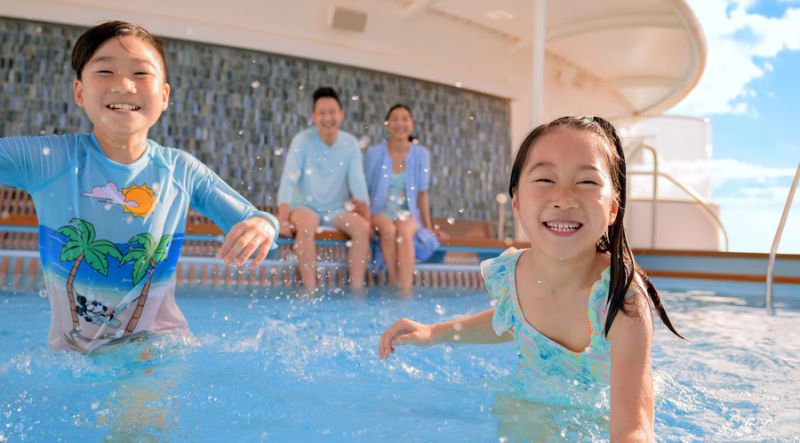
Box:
left=217, top=216, right=276, bottom=270
left=378, top=308, right=511, bottom=360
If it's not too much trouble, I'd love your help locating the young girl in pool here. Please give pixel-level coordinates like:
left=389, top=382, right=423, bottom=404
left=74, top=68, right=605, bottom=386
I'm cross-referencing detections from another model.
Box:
left=379, top=116, right=682, bottom=441
left=0, top=21, right=277, bottom=353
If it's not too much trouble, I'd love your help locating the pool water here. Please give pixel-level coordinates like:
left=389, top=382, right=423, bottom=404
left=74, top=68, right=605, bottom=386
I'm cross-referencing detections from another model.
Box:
left=1, top=285, right=798, bottom=442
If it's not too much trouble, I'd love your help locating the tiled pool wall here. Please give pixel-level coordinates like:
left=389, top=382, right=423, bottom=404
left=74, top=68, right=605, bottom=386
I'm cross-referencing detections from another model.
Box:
left=0, top=17, right=513, bottom=233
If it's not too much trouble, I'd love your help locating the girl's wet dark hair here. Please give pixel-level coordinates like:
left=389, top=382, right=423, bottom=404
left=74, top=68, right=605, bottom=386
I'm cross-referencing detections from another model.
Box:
left=385, top=103, right=415, bottom=143
left=508, top=116, right=682, bottom=339
left=71, top=20, right=168, bottom=81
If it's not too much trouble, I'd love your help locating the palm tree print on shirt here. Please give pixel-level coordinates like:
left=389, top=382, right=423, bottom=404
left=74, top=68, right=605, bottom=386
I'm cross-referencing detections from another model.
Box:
left=121, top=233, right=172, bottom=334
left=56, top=218, right=123, bottom=330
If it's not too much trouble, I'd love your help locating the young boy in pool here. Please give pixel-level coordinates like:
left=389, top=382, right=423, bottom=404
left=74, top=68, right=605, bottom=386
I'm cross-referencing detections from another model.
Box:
left=0, top=21, right=277, bottom=353
left=379, top=116, right=682, bottom=441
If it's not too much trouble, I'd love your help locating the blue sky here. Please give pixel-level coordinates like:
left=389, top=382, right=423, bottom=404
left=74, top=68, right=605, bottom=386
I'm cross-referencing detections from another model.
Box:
left=672, top=0, right=800, bottom=253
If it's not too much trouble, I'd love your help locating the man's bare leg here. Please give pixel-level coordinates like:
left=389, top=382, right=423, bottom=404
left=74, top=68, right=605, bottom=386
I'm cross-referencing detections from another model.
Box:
left=290, top=208, right=319, bottom=289
left=333, top=212, right=371, bottom=288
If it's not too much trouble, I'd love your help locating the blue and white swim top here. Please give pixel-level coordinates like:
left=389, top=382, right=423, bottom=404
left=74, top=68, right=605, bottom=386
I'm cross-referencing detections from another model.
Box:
left=0, top=133, right=277, bottom=352
left=481, top=249, right=626, bottom=396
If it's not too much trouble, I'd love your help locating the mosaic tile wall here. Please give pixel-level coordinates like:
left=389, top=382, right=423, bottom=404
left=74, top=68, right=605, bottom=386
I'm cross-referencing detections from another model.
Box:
left=0, top=17, right=512, bottom=233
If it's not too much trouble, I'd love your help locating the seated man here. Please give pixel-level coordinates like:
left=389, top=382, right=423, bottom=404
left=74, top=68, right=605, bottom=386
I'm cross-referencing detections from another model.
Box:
left=276, top=87, right=371, bottom=289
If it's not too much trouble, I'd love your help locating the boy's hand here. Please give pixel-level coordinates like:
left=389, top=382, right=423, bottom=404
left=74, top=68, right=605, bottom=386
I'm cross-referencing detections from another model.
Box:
left=217, top=217, right=276, bottom=270
left=378, top=318, right=434, bottom=360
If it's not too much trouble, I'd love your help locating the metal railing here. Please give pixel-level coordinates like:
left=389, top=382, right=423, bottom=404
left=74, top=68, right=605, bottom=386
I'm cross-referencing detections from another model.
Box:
left=766, top=162, right=800, bottom=311
left=627, top=144, right=729, bottom=251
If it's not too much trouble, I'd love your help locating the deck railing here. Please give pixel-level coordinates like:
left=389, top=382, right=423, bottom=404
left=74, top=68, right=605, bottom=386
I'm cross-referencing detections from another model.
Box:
left=766, top=162, right=800, bottom=311
left=627, top=144, right=729, bottom=251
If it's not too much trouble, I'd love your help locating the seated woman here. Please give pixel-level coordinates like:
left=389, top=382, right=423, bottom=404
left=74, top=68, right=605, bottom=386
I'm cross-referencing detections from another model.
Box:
left=364, top=104, right=444, bottom=290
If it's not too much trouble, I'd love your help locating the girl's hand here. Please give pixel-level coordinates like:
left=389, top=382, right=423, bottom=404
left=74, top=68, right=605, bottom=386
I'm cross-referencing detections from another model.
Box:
left=378, top=318, right=434, bottom=360
left=217, top=216, right=276, bottom=270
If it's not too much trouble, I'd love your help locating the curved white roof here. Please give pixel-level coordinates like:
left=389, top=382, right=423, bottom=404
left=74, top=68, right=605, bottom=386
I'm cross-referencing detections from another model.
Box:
left=2, top=0, right=705, bottom=140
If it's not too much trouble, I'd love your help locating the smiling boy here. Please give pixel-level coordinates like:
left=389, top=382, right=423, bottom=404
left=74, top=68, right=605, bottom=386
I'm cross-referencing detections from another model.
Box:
left=0, top=21, right=278, bottom=352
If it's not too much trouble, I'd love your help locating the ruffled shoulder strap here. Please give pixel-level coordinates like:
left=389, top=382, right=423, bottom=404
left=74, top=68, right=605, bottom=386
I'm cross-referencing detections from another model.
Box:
left=480, top=248, right=524, bottom=335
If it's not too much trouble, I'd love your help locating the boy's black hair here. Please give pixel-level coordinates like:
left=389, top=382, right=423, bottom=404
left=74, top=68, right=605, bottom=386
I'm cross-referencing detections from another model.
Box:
left=508, top=116, right=683, bottom=339
left=312, top=87, right=342, bottom=110
left=71, top=20, right=168, bottom=81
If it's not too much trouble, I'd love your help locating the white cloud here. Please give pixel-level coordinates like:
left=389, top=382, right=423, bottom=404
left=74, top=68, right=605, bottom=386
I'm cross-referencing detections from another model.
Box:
left=672, top=1, right=800, bottom=115
left=710, top=158, right=798, bottom=187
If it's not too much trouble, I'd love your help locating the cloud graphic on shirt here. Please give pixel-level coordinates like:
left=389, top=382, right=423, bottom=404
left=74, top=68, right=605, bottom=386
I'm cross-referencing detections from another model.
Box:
left=83, top=182, right=138, bottom=208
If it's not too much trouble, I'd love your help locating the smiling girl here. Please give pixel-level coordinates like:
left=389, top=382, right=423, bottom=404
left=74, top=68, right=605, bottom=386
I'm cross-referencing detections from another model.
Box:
left=378, top=116, right=682, bottom=441
left=0, top=21, right=277, bottom=352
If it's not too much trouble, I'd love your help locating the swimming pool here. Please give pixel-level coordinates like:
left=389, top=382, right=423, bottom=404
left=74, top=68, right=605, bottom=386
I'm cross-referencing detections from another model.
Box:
left=1, top=284, right=798, bottom=442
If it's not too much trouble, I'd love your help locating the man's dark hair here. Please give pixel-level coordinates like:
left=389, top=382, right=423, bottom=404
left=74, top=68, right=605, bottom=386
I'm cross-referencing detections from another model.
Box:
left=312, top=87, right=342, bottom=110
left=71, top=20, right=168, bottom=81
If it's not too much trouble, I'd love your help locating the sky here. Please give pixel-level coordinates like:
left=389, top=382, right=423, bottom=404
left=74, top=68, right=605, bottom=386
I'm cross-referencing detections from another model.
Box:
left=671, top=0, right=800, bottom=253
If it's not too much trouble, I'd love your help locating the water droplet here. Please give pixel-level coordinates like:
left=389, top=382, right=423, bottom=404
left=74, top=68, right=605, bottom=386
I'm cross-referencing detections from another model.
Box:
left=503, top=237, right=513, bottom=246
left=345, top=240, right=353, bottom=247
left=453, top=322, right=463, bottom=331
left=447, top=217, right=455, bottom=225
left=305, top=168, right=313, bottom=176
left=251, top=80, right=261, bottom=89
left=455, top=81, right=463, bottom=88
left=274, top=148, right=284, bottom=156
left=351, top=95, right=359, bottom=101
left=453, top=334, right=461, bottom=341
left=343, top=201, right=356, bottom=212
left=42, top=146, right=50, bottom=156
left=434, top=304, right=445, bottom=315
left=457, top=208, right=464, bottom=214
left=298, top=84, right=304, bottom=90
left=91, top=401, right=100, bottom=410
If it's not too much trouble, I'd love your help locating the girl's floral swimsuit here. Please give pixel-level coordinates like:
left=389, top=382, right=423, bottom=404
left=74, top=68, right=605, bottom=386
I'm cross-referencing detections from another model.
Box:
left=480, top=249, right=630, bottom=405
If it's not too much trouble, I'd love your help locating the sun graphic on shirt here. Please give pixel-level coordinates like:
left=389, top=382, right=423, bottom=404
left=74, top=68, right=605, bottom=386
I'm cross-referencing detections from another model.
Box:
left=121, top=184, right=156, bottom=218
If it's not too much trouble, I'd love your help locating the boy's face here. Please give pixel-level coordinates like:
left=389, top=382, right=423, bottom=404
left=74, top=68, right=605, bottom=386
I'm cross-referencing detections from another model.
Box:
left=311, top=97, right=343, bottom=140
left=73, top=35, right=170, bottom=142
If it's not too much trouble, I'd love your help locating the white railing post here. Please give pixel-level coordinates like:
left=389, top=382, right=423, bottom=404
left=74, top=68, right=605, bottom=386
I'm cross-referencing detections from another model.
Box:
left=766, top=162, right=800, bottom=311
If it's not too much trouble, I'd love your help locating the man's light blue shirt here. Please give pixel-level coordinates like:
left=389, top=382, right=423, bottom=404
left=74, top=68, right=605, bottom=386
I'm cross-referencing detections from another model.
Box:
left=277, top=127, right=369, bottom=217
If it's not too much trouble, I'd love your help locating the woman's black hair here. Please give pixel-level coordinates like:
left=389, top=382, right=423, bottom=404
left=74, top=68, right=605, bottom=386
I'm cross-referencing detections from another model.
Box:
left=71, top=20, right=168, bottom=81
left=508, top=116, right=682, bottom=339
left=385, top=103, right=415, bottom=143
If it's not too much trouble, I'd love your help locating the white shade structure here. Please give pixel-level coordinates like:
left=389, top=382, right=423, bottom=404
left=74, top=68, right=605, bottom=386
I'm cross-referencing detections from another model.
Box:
left=2, top=0, right=705, bottom=145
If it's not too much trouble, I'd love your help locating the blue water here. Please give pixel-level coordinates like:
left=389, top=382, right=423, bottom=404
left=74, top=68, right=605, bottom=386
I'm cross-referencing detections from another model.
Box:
left=1, top=285, right=798, bottom=442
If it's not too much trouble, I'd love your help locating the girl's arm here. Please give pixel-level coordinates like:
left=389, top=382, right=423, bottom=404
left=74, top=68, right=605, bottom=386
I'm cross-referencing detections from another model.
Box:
left=608, top=291, right=655, bottom=442
left=378, top=308, right=511, bottom=360
left=417, top=190, right=434, bottom=231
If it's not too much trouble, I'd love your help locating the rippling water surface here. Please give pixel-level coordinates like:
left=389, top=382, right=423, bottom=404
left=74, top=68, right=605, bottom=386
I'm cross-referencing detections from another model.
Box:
left=1, top=286, right=798, bottom=442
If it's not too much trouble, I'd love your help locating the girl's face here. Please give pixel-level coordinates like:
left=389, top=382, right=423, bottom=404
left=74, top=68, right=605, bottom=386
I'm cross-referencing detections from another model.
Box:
left=386, top=108, right=414, bottom=141
left=73, top=35, right=170, bottom=142
left=512, top=128, right=619, bottom=261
